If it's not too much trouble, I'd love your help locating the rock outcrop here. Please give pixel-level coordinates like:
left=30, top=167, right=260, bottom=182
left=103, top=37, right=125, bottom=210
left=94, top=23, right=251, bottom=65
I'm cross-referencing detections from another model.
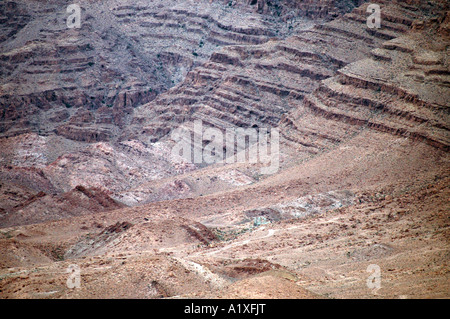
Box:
left=130, top=0, right=449, bottom=158
left=1, top=0, right=335, bottom=141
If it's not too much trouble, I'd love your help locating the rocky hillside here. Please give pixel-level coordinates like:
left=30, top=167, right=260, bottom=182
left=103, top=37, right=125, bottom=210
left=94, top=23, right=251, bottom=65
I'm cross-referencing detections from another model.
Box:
left=0, top=0, right=341, bottom=141
left=129, top=1, right=448, bottom=149
left=0, top=0, right=448, bottom=300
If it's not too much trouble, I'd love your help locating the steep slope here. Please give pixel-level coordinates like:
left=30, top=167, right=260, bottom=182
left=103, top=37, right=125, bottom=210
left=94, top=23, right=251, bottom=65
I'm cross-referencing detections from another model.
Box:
left=282, top=16, right=449, bottom=154
left=129, top=0, right=448, bottom=157
left=0, top=0, right=448, bottom=300
left=0, top=0, right=337, bottom=141
left=1, top=0, right=448, bottom=224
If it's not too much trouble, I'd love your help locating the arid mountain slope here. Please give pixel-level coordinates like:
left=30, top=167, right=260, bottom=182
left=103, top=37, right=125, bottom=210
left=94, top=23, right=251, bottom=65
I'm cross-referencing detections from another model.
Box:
left=1, top=0, right=344, bottom=141
left=0, top=0, right=449, bottom=299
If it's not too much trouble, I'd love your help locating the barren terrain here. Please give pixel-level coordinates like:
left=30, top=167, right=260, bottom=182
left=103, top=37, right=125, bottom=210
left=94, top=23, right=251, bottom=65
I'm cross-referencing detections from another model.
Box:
left=0, top=0, right=449, bottom=299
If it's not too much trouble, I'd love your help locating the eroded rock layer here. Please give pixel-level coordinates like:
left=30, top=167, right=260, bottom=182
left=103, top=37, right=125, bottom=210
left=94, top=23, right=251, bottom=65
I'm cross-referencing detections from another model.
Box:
left=0, top=0, right=339, bottom=141
left=0, top=0, right=449, bottom=300
left=118, top=2, right=447, bottom=178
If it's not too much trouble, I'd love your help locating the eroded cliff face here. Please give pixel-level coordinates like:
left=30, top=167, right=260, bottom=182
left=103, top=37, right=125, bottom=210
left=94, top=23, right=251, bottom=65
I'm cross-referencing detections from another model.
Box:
left=282, top=15, right=450, bottom=154
left=223, top=0, right=365, bottom=18
left=1, top=0, right=353, bottom=142
left=0, top=0, right=377, bottom=142
left=1, top=0, right=448, bottom=214
left=129, top=0, right=449, bottom=155
left=0, top=0, right=449, bottom=300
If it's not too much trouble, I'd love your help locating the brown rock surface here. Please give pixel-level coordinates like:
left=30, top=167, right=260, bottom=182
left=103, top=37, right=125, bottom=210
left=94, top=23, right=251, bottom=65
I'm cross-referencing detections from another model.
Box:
left=0, top=0, right=448, bottom=300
